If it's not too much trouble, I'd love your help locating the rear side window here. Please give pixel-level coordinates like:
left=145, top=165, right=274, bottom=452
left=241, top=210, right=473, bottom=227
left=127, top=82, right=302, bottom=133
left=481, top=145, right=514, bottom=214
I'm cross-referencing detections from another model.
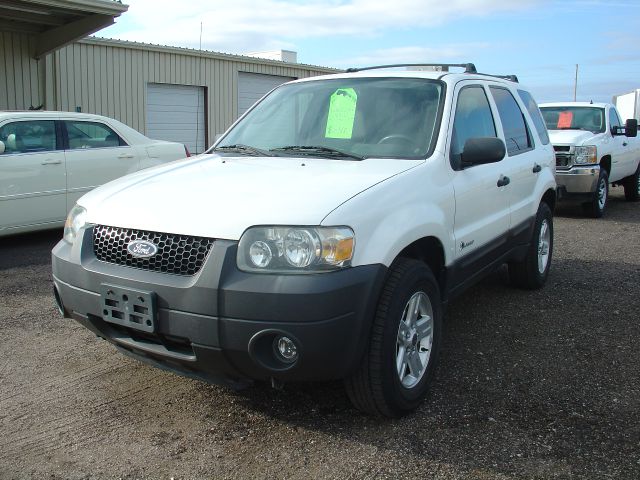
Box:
left=518, top=90, right=549, bottom=145
left=64, top=121, right=126, bottom=150
left=490, top=87, right=533, bottom=155
left=450, top=85, right=497, bottom=168
left=0, top=120, right=58, bottom=154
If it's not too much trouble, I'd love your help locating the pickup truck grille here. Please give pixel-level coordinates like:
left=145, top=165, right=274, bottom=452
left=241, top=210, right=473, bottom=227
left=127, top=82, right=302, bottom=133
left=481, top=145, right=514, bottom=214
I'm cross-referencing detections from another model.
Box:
left=93, top=225, right=214, bottom=275
left=553, top=145, right=573, bottom=169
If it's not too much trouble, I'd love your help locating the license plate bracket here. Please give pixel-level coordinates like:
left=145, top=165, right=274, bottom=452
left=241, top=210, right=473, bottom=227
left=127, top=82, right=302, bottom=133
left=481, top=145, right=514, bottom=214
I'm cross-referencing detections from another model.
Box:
left=100, top=283, right=156, bottom=333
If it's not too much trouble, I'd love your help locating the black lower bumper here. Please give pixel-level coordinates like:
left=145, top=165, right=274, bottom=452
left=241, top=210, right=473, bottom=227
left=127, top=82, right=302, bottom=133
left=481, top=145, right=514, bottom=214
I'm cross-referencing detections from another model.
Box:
left=52, top=229, right=386, bottom=386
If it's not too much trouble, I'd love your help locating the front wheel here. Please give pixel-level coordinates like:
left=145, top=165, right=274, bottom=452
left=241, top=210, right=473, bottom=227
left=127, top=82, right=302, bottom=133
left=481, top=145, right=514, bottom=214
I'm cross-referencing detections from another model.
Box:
left=509, top=202, right=553, bottom=289
left=584, top=169, right=608, bottom=218
left=623, top=164, right=640, bottom=202
left=345, top=258, right=442, bottom=417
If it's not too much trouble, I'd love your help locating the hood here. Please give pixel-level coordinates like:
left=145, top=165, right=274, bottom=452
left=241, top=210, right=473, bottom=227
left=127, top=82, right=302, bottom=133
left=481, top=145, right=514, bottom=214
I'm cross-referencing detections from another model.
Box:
left=548, top=129, right=605, bottom=146
left=79, top=154, right=422, bottom=239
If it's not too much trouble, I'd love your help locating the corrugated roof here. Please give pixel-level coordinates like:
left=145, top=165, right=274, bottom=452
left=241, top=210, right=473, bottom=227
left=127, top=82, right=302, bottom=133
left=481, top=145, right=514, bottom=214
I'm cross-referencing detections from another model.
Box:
left=82, top=36, right=341, bottom=73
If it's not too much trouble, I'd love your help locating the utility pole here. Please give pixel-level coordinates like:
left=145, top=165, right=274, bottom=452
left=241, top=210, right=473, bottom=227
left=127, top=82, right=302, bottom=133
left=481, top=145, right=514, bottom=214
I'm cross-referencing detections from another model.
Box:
left=573, top=64, right=578, bottom=101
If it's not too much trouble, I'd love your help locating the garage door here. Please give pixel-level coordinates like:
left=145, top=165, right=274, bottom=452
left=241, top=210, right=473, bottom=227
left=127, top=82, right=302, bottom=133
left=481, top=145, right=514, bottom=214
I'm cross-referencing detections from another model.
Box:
left=146, top=83, right=206, bottom=154
left=238, top=72, right=295, bottom=117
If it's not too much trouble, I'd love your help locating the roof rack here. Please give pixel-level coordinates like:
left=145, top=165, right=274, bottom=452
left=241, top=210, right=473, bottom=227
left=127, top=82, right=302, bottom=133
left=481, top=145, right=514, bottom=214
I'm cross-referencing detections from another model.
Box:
left=345, top=63, right=477, bottom=73
left=485, top=74, right=519, bottom=83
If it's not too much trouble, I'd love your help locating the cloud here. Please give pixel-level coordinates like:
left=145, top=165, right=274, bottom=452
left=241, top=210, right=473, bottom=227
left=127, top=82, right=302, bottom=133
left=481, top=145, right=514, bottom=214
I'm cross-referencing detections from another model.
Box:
left=103, top=0, right=537, bottom=54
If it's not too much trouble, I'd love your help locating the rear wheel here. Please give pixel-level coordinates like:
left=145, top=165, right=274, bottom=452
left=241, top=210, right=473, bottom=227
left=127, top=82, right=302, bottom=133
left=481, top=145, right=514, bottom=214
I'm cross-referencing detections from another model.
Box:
left=509, top=202, right=553, bottom=289
left=583, top=169, right=608, bottom=218
left=623, top=164, right=640, bottom=201
left=345, top=258, right=442, bottom=417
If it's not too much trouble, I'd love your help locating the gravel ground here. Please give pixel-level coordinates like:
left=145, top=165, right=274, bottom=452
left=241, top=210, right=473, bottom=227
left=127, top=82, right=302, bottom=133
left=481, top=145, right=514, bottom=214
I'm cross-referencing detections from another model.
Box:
left=0, top=187, right=638, bottom=479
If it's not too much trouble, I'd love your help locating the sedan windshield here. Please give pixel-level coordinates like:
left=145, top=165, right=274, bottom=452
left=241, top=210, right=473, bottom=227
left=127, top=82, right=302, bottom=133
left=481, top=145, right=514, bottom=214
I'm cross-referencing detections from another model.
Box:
left=540, top=106, right=605, bottom=133
left=215, top=78, right=444, bottom=159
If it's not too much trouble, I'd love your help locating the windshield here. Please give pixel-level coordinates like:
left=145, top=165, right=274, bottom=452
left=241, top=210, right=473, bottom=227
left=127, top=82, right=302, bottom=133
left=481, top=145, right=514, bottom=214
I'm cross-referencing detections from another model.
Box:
left=540, top=106, right=605, bottom=133
left=215, top=78, right=444, bottom=159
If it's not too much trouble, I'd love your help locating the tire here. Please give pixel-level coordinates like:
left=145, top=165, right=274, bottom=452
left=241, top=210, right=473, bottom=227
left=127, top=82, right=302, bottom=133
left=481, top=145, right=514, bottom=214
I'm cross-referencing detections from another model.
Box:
left=344, top=258, right=442, bottom=417
left=509, top=202, right=553, bottom=289
left=583, top=169, right=608, bottom=218
left=623, top=164, right=640, bottom=202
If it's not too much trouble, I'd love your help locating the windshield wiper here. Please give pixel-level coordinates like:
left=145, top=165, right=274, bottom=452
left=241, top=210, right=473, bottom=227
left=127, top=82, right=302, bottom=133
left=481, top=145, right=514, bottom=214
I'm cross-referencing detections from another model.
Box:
left=212, top=144, right=273, bottom=156
left=270, top=145, right=364, bottom=160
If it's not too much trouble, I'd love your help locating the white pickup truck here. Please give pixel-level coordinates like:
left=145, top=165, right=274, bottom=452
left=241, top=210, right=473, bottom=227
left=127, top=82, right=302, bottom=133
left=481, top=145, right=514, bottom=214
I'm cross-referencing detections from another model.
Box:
left=539, top=102, right=640, bottom=217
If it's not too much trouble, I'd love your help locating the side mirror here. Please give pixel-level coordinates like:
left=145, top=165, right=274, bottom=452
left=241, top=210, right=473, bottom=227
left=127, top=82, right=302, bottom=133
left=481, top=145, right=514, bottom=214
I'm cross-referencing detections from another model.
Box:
left=0, top=140, right=4, bottom=154
left=625, top=118, right=638, bottom=138
left=460, top=137, right=506, bottom=169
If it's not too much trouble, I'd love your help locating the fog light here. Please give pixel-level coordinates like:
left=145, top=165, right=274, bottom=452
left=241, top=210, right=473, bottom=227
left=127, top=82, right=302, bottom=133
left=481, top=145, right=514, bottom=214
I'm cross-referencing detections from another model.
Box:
left=274, top=336, right=298, bottom=362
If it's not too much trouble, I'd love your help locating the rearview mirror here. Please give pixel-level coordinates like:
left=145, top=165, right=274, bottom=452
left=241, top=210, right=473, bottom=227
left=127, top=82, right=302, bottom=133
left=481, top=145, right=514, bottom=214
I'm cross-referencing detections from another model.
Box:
left=0, top=140, right=4, bottom=154
left=460, top=137, right=506, bottom=169
left=625, top=118, right=638, bottom=138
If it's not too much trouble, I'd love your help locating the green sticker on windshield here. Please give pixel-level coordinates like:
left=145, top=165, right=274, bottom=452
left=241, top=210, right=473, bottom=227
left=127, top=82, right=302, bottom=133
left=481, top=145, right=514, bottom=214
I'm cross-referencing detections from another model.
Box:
left=325, top=88, right=358, bottom=139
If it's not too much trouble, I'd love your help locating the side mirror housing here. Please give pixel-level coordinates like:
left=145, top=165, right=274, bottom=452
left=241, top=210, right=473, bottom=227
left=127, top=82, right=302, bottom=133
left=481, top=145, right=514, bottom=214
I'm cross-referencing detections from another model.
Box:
left=625, top=118, right=638, bottom=138
left=460, top=137, right=506, bottom=169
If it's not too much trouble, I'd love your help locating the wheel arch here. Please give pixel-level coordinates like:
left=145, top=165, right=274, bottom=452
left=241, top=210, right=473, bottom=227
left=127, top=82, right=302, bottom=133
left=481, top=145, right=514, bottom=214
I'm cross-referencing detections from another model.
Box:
left=600, top=155, right=612, bottom=176
left=396, top=236, right=447, bottom=300
left=541, top=187, right=557, bottom=212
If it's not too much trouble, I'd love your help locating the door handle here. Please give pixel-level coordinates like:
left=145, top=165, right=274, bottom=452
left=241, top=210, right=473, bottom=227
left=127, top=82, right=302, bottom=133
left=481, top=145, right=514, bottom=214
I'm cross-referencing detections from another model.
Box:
left=497, top=175, right=510, bottom=187
left=532, top=163, right=542, bottom=173
left=623, top=142, right=628, bottom=147
left=117, top=153, right=135, bottom=159
left=41, top=159, right=62, bottom=165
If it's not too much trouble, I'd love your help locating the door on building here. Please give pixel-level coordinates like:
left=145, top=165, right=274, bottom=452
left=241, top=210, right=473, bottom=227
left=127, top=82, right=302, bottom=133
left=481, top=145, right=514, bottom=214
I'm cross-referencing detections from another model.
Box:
left=146, top=83, right=206, bottom=154
left=238, top=72, right=295, bottom=118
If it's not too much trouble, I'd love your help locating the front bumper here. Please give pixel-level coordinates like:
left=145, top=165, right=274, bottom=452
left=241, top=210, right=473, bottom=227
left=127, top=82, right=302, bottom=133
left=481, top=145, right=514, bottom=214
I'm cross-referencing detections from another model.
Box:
left=556, top=165, right=600, bottom=201
left=52, top=227, right=386, bottom=387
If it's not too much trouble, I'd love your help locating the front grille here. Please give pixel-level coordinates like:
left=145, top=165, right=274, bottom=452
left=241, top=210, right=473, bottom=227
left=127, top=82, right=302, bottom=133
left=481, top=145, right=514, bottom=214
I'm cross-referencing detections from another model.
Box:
left=93, top=225, right=214, bottom=275
left=553, top=145, right=571, bottom=152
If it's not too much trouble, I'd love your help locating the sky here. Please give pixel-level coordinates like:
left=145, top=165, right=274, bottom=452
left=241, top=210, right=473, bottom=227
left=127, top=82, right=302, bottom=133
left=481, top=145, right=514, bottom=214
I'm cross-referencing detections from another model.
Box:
left=98, top=0, right=640, bottom=104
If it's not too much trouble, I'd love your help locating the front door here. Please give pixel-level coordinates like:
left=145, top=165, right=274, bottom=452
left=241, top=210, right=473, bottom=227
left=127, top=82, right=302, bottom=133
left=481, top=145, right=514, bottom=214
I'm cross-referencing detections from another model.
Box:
left=448, top=83, right=511, bottom=278
left=0, top=119, right=67, bottom=233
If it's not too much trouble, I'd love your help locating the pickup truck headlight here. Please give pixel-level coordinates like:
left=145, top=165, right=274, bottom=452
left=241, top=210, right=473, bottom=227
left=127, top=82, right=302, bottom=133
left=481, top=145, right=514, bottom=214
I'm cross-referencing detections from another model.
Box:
left=574, top=145, right=597, bottom=164
left=63, top=205, right=87, bottom=244
left=237, top=226, right=355, bottom=273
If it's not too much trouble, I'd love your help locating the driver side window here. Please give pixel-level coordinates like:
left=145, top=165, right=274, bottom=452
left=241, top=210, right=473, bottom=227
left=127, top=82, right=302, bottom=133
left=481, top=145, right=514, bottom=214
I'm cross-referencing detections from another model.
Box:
left=450, top=86, right=497, bottom=169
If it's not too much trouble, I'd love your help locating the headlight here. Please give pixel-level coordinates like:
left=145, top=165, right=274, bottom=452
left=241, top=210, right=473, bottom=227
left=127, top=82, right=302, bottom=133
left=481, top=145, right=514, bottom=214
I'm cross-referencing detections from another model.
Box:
left=63, top=205, right=87, bottom=244
left=574, top=145, right=597, bottom=164
left=238, top=226, right=355, bottom=273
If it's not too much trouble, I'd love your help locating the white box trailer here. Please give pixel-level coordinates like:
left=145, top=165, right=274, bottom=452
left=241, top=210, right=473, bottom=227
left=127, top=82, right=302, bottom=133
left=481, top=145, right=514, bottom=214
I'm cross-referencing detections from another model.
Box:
left=613, top=90, right=640, bottom=121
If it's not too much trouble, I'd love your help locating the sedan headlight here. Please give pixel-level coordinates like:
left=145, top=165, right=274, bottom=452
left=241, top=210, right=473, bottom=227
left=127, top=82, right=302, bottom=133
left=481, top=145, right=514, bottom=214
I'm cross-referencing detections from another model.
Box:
left=237, top=226, right=355, bottom=273
left=63, top=205, right=87, bottom=244
left=574, top=145, right=597, bottom=164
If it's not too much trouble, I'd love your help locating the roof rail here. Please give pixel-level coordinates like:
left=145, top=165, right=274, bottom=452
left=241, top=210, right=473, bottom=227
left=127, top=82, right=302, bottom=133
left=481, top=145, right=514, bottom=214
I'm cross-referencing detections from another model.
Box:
left=486, top=74, right=519, bottom=83
left=345, top=63, right=477, bottom=74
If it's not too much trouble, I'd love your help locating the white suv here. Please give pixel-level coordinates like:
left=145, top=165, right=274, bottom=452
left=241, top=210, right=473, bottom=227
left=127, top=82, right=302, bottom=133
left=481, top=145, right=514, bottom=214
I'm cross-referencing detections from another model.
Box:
left=52, top=64, right=556, bottom=417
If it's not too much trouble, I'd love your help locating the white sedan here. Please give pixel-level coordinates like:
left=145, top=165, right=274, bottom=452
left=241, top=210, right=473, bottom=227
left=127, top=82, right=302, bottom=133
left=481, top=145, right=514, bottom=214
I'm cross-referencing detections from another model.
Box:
left=0, top=111, right=189, bottom=237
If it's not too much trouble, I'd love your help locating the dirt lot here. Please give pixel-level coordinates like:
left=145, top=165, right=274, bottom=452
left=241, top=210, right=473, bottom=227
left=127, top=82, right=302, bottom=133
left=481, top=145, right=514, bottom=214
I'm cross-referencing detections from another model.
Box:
left=0, top=187, right=638, bottom=480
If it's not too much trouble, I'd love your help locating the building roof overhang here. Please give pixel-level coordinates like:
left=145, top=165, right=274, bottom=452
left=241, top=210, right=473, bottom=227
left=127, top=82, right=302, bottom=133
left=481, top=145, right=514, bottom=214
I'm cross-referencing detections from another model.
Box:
left=0, top=0, right=128, bottom=58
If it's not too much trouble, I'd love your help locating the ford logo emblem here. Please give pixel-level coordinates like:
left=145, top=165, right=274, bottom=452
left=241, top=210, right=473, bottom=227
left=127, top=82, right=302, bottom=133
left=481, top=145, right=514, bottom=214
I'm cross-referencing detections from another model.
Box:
left=127, top=240, right=158, bottom=258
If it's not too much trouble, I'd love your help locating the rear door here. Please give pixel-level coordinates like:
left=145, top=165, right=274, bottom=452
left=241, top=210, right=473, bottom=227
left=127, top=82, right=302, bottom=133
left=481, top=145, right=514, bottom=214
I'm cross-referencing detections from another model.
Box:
left=449, top=82, right=511, bottom=271
left=62, top=119, right=141, bottom=209
left=487, top=85, right=541, bottom=234
left=0, top=118, right=67, bottom=232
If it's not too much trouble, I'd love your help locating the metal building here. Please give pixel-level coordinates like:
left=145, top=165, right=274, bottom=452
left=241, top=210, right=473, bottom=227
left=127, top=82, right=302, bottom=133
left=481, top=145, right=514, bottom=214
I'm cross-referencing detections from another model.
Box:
left=0, top=1, right=338, bottom=153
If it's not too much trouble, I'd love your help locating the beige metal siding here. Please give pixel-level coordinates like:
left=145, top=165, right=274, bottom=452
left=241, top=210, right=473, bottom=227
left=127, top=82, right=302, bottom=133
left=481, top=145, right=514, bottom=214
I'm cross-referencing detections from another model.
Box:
left=50, top=39, right=336, bottom=146
left=0, top=32, right=44, bottom=110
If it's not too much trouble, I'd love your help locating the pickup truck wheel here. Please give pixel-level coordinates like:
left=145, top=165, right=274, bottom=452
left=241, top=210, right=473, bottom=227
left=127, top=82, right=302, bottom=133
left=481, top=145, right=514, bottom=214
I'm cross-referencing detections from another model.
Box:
left=344, top=258, right=442, bottom=417
left=623, top=165, right=640, bottom=201
left=584, top=170, right=608, bottom=218
left=509, top=202, right=553, bottom=289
